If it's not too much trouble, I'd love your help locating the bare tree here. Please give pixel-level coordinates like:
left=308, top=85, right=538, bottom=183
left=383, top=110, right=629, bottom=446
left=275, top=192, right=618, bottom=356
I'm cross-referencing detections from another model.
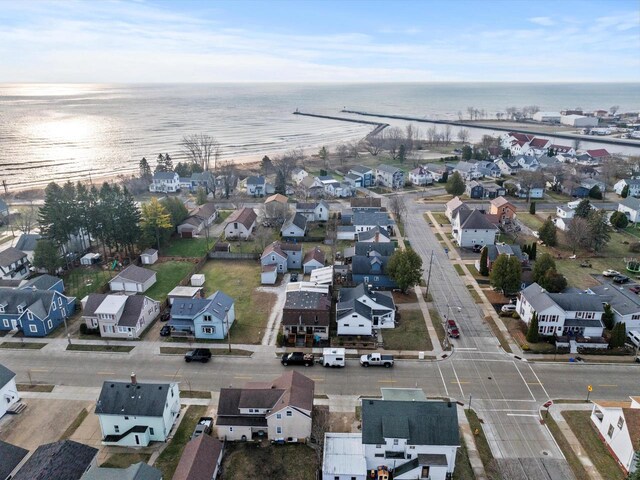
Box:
left=363, top=134, right=384, bottom=156
left=443, top=125, right=452, bottom=145
left=15, top=202, right=37, bottom=234
left=311, top=406, right=330, bottom=465
left=181, top=134, right=221, bottom=172
left=505, top=107, right=518, bottom=120
left=405, top=124, right=415, bottom=153
left=573, top=138, right=582, bottom=152
left=336, top=143, right=349, bottom=166
left=253, top=225, right=275, bottom=252
left=609, top=105, right=620, bottom=116
left=388, top=194, right=407, bottom=226
left=218, top=160, right=236, bottom=199
left=457, top=128, right=470, bottom=144
left=467, top=106, right=475, bottom=120
left=457, top=111, right=463, bottom=121
left=348, top=141, right=360, bottom=160
left=273, top=149, right=303, bottom=184
left=384, top=127, right=403, bottom=159
left=518, top=170, right=545, bottom=203
left=565, top=216, right=591, bottom=253
left=426, top=126, right=437, bottom=145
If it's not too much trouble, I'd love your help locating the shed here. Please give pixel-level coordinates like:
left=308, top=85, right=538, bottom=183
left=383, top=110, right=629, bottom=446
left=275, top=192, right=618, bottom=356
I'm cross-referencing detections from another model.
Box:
left=190, top=274, right=205, bottom=287
left=140, top=249, right=158, bottom=265
left=261, top=264, right=278, bottom=285
left=80, top=253, right=102, bottom=266
left=167, top=286, right=203, bottom=305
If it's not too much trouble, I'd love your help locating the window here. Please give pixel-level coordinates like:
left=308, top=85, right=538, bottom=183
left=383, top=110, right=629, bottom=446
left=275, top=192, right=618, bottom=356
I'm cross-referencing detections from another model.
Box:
left=608, top=424, right=614, bottom=438
left=276, top=426, right=282, bottom=434
left=47, top=320, right=53, bottom=329
left=3, top=319, right=8, bottom=327
left=632, top=314, right=640, bottom=321
left=202, top=326, right=215, bottom=334
left=286, top=410, right=292, bottom=417
left=618, top=417, right=625, bottom=429
left=114, top=425, right=120, bottom=433
left=29, top=325, right=37, bottom=333
left=374, top=453, right=384, bottom=457
left=27, top=311, right=33, bottom=320
left=203, top=315, right=212, bottom=322
left=393, top=439, right=399, bottom=445
left=276, top=413, right=282, bottom=419
left=150, top=427, right=154, bottom=435
left=125, top=416, right=129, bottom=420
left=52, top=302, right=57, bottom=311
left=58, top=298, right=63, bottom=306
left=229, top=427, right=233, bottom=432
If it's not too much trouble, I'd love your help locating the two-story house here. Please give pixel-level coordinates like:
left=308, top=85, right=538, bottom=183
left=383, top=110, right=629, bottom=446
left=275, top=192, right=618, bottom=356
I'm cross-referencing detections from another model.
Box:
left=224, top=207, right=257, bottom=239
left=14, top=234, right=41, bottom=263
left=614, top=179, right=640, bottom=197
left=281, top=212, right=308, bottom=238
left=282, top=283, right=331, bottom=345
left=82, top=293, right=159, bottom=339
left=445, top=196, right=469, bottom=222
left=351, top=248, right=398, bottom=289
left=261, top=241, right=303, bottom=274
left=475, top=161, right=502, bottom=178
left=95, top=374, right=180, bottom=447
left=295, top=200, right=330, bottom=222
left=0, top=363, right=19, bottom=419
left=489, top=196, right=517, bottom=224
left=0, top=289, right=75, bottom=337
left=352, top=211, right=394, bottom=236
left=291, top=168, right=309, bottom=185
left=376, top=164, right=404, bottom=189
left=168, top=291, right=235, bottom=340
left=245, top=176, right=267, bottom=196
left=465, top=180, right=485, bottom=199
left=451, top=209, right=498, bottom=248
left=303, top=247, right=325, bottom=274
left=423, top=163, right=452, bottom=182
left=618, top=197, right=640, bottom=223
left=264, top=193, right=289, bottom=221
left=149, top=171, right=180, bottom=193
left=347, top=165, right=374, bottom=187
left=216, top=371, right=314, bottom=443
left=454, top=161, right=482, bottom=181
left=408, top=167, right=433, bottom=186
left=587, top=285, right=640, bottom=333
left=336, top=284, right=396, bottom=336
left=554, top=204, right=576, bottom=231
left=478, top=244, right=528, bottom=273
left=357, top=226, right=391, bottom=243
left=0, top=247, right=30, bottom=281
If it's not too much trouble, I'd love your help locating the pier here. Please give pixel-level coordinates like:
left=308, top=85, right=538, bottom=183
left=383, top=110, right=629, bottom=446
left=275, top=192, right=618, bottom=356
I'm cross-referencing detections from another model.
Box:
left=293, top=111, right=388, bottom=138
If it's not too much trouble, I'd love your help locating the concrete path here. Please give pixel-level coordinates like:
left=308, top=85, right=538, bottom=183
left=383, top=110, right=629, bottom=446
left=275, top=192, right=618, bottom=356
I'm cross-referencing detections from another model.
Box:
left=458, top=405, right=488, bottom=480
left=258, top=274, right=289, bottom=346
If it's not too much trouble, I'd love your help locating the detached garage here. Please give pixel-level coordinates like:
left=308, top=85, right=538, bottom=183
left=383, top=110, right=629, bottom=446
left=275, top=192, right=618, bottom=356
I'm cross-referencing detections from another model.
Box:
left=109, top=265, right=157, bottom=294
left=261, top=265, right=277, bottom=285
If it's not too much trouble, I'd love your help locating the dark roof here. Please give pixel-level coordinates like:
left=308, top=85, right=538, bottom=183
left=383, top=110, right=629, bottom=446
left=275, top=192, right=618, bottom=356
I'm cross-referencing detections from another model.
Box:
left=284, top=290, right=331, bottom=311
left=351, top=255, right=389, bottom=275
left=0, top=247, right=27, bottom=266
left=548, top=293, right=606, bottom=313
left=620, top=196, right=640, bottom=211
left=485, top=244, right=524, bottom=262
left=15, top=233, right=42, bottom=252
left=95, top=380, right=174, bottom=417
left=20, top=274, right=61, bottom=292
left=303, top=247, right=325, bottom=265
left=118, top=295, right=148, bottom=327
left=13, top=440, right=98, bottom=480
left=246, top=175, right=265, bottom=185
left=226, top=208, right=257, bottom=229
left=349, top=165, right=373, bottom=174
left=337, top=284, right=395, bottom=319
left=280, top=242, right=303, bottom=252
left=173, top=435, right=224, bottom=480
left=111, top=265, right=155, bottom=285
left=458, top=209, right=499, bottom=230
left=82, top=293, right=110, bottom=317
left=564, top=318, right=604, bottom=327
left=352, top=211, right=393, bottom=227
left=194, top=202, right=217, bottom=219
left=361, top=400, right=459, bottom=446
left=377, top=164, right=403, bottom=174
left=0, top=289, right=58, bottom=318
left=282, top=212, right=307, bottom=232
left=81, top=462, right=163, bottom=480
left=0, top=440, right=28, bottom=480
left=357, top=226, right=390, bottom=242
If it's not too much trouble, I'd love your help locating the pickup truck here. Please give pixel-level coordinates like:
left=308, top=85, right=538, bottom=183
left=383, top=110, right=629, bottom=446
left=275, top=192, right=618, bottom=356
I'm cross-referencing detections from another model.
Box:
left=360, top=353, right=394, bottom=368
left=281, top=352, right=315, bottom=366
left=191, top=416, right=213, bottom=440
left=184, top=348, right=212, bottom=363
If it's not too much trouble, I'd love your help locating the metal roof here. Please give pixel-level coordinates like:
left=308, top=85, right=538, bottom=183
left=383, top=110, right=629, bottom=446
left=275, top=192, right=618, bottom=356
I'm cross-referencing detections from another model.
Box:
left=322, top=433, right=366, bottom=476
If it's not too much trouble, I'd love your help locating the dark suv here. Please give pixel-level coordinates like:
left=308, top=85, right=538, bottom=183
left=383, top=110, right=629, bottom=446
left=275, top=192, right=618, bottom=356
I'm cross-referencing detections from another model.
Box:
left=185, top=348, right=212, bottom=363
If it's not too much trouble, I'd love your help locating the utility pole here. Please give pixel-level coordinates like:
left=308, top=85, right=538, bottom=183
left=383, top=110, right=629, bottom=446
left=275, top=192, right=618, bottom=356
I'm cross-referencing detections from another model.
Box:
left=225, top=307, right=231, bottom=353
left=424, top=250, right=434, bottom=302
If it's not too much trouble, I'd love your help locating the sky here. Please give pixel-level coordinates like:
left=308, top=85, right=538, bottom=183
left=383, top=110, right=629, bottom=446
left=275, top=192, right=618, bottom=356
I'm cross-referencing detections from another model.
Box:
left=0, top=0, right=639, bottom=83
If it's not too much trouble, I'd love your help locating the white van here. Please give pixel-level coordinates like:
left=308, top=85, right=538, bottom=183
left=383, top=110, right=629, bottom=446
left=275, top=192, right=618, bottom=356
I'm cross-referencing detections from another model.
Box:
left=321, top=348, right=346, bottom=368
left=626, top=330, right=640, bottom=348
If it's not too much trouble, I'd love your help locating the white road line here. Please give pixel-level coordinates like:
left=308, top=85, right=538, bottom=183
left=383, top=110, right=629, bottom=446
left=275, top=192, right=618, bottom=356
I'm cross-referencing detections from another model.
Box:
left=527, top=364, right=551, bottom=400
left=455, top=347, right=478, bottom=351
left=451, top=362, right=465, bottom=397
left=513, top=361, right=536, bottom=401
left=453, top=358, right=513, bottom=363
left=481, top=409, right=538, bottom=412
left=506, top=413, right=539, bottom=417
left=437, top=362, right=449, bottom=397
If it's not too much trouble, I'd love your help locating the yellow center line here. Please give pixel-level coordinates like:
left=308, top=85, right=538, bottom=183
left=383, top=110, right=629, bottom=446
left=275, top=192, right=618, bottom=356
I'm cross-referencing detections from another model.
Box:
left=598, top=384, right=618, bottom=387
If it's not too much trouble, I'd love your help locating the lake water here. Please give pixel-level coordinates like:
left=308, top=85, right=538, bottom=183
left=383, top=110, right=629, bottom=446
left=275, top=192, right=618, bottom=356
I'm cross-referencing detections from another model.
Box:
left=1, top=82, right=639, bottom=189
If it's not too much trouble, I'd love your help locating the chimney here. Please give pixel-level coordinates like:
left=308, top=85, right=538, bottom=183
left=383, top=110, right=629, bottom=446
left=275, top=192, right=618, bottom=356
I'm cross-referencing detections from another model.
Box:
left=131, top=372, right=137, bottom=385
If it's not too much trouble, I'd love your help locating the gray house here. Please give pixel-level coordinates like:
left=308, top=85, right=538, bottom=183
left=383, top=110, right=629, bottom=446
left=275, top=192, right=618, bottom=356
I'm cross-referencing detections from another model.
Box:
left=81, top=462, right=163, bottom=480
left=465, top=180, right=484, bottom=199
left=0, top=247, right=30, bottom=281
left=281, top=212, right=308, bottom=238
left=375, top=164, right=404, bottom=189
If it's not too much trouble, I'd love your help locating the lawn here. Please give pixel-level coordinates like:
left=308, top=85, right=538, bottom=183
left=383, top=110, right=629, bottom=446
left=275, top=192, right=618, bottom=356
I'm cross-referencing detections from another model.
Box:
left=465, top=409, right=501, bottom=480
left=516, top=212, right=546, bottom=231
left=454, top=264, right=466, bottom=276
left=66, top=344, right=134, bottom=353
left=199, top=260, right=276, bottom=344
left=431, top=212, right=450, bottom=225
left=59, top=408, right=88, bottom=440
left=145, top=260, right=197, bottom=302
left=453, top=435, right=475, bottom=480
left=63, top=267, right=114, bottom=300
left=0, top=342, right=46, bottom=349
left=162, top=237, right=210, bottom=257
left=382, top=309, right=433, bottom=351
left=155, top=405, right=208, bottom=479
left=221, top=443, right=318, bottom=480
left=428, top=308, right=447, bottom=349
left=562, top=411, right=625, bottom=480
left=543, top=412, right=589, bottom=480
left=466, top=285, right=483, bottom=303
left=214, top=210, right=233, bottom=224
left=101, top=452, right=152, bottom=469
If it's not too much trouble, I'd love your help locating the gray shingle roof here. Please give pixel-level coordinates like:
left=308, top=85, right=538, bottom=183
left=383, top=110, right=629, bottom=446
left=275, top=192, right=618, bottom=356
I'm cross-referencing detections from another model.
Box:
left=282, top=212, right=307, bottom=232
left=376, top=164, right=402, bottom=174
left=284, top=290, right=331, bottom=311
left=20, top=274, right=61, bottom=292
left=349, top=165, right=372, bottom=174
left=82, top=293, right=109, bottom=317
left=353, top=211, right=393, bottom=227
left=357, top=226, right=390, bottom=242
left=0, top=363, right=16, bottom=389
left=81, top=462, right=163, bottom=480
left=111, top=265, right=156, bottom=285
left=246, top=175, right=265, bottom=185
left=351, top=255, right=389, bottom=275
left=14, top=233, right=42, bottom=252
left=0, top=247, right=27, bottom=267
left=589, top=285, right=640, bottom=315
left=620, top=197, right=640, bottom=211
left=13, top=440, right=98, bottom=480
left=0, top=440, right=28, bottom=480
left=153, top=172, right=178, bottom=180
left=0, top=289, right=56, bottom=318
left=118, top=295, right=148, bottom=327
left=458, top=209, right=498, bottom=230
left=337, top=284, right=395, bottom=320
left=96, top=381, right=175, bottom=417
left=486, top=244, right=524, bottom=262
left=354, top=242, right=395, bottom=257
left=548, top=292, right=606, bottom=313
left=361, top=400, right=459, bottom=446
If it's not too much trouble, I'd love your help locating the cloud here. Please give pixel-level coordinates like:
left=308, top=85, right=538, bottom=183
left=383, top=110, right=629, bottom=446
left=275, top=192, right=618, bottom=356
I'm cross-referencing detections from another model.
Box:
left=529, top=16, right=555, bottom=26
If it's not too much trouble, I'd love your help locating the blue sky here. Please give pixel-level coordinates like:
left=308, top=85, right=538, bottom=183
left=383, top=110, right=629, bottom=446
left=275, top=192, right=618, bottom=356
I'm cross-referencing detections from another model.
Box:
left=0, top=0, right=638, bottom=82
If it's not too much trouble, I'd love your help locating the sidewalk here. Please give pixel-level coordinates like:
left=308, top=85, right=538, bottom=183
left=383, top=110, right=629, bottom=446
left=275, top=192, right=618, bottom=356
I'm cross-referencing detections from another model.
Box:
left=458, top=404, right=488, bottom=480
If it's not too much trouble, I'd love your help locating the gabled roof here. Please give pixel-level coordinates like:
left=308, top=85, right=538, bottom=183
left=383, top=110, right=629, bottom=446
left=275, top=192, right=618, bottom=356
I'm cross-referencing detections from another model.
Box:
left=284, top=290, right=331, bottom=311
left=485, top=244, right=524, bottom=262
left=458, top=210, right=499, bottom=230
left=153, top=171, right=178, bottom=180
left=246, top=175, right=265, bottom=185
left=172, top=435, right=223, bottom=480
left=261, top=241, right=287, bottom=260
left=0, top=289, right=59, bottom=318
left=351, top=255, right=390, bottom=276
left=446, top=196, right=464, bottom=212
left=490, top=196, right=513, bottom=209
left=13, top=440, right=98, bottom=480
left=620, top=196, right=640, bottom=211
left=303, top=246, right=325, bottom=265
left=376, top=164, right=403, bottom=174
left=81, top=462, right=162, bottom=480
left=352, top=211, right=393, bottom=227
left=587, top=149, right=610, bottom=158
left=95, top=380, right=174, bottom=417
left=14, top=233, right=42, bottom=252
left=282, top=212, right=307, bottom=232
left=0, top=363, right=16, bottom=389
left=226, top=208, right=257, bottom=229
left=529, top=137, right=550, bottom=148
left=111, top=265, right=155, bottom=285
left=0, top=247, right=27, bottom=267
left=357, top=226, right=390, bottom=242
left=193, top=202, right=217, bottom=219
left=337, top=284, right=395, bottom=320
left=349, top=165, right=373, bottom=174
left=21, top=274, right=61, bottom=291
left=589, top=284, right=640, bottom=315
left=0, top=440, right=28, bottom=480
left=354, top=242, right=396, bottom=257
left=265, top=193, right=288, bottom=204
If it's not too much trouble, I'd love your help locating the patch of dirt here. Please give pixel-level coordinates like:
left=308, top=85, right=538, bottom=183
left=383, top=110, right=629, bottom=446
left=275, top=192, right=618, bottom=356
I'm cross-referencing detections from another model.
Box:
left=482, top=289, right=510, bottom=305
left=329, top=412, right=358, bottom=433
left=392, top=291, right=418, bottom=304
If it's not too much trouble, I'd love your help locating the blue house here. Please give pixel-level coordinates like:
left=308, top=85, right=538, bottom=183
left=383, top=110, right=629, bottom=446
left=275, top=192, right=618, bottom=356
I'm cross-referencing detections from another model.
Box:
left=0, top=289, right=75, bottom=337
left=351, top=253, right=398, bottom=289
left=20, top=275, right=65, bottom=294
left=347, top=166, right=374, bottom=187
left=168, top=291, right=235, bottom=340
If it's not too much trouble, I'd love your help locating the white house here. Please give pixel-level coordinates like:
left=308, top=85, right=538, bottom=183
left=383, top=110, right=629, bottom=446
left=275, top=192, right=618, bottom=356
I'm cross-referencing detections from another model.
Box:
left=291, top=168, right=309, bottom=185
left=619, top=197, right=640, bottom=223
left=13, top=234, right=41, bottom=263
left=261, top=264, right=278, bottom=285
left=615, top=179, right=640, bottom=197
left=352, top=211, right=394, bottom=235
left=451, top=209, right=498, bottom=248
left=444, top=197, right=468, bottom=222
left=95, top=374, right=180, bottom=447
left=295, top=200, right=329, bottom=222
left=0, top=247, right=30, bottom=281
left=553, top=204, right=576, bottom=231
left=408, top=167, right=433, bottom=186
left=82, top=294, right=160, bottom=339
left=281, top=212, right=308, bottom=238
left=336, top=284, right=396, bottom=336
left=0, top=363, right=19, bottom=419
left=517, top=283, right=606, bottom=337
left=587, top=285, right=640, bottom=333
left=424, top=163, right=450, bottom=182
left=510, top=182, right=545, bottom=199
left=140, top=249, right=158, bottom=265
left=376, top=164, right=404, bottom=189
left=149, top=171, right=180, bottom=193
left=109, top=265, right=157, bottom=294
left=527, top=137, right=551, bottom=156
left=453, top=161, right=482, bottom=181
left=590, top=396, right=640, bottom=475
left=356, top=226, right=391, bottom=243
left=224, top=207, right=257, bottom=239
left=322, top=433, right=367, bottom=480
left=245, top=176, right=266, bottom=196
left=303, top=247, right=325, bottom=274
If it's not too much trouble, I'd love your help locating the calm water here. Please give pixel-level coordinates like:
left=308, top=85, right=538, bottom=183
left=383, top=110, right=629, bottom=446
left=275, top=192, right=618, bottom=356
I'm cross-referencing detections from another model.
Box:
left=0, top=83, right=639, bottom=189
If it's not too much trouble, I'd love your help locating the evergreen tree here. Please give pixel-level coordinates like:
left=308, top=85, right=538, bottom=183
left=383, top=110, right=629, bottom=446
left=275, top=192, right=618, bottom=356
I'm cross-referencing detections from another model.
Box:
left=479, top=247, right=489, bottom=276
left=439, top=171, right=449, bottom=184
left=529, top=201, right=536, bottom=215
left=33, top=239, right=63, bottom=275
left=526, top=313, right=539, bottom=343
left=530, top=242, right=537, bottom=260
left=610, top=211, right=629, bottom=229
left=627, top=453, right=640, bottom=480
left=587, top=210, right=611, bottom=252
left=139, top=157, right=152, bottom=179
left=174, top=162, right=191, bottom=177
left=602, top=304, right=615, bottom=330
left=609, top=322, right=626, bottom=348
left=163, top=197, right=189, bottom=229
left=318, top=146, right=328, bottom=163
left=164, top=153, right=173, bottom=171
left=538, top=216, right=557, bottom=246
left=387, top=248, right=423, bottom=294
left=275, top=170, right=286, bottom=195
left=154, top=153, right=166, bottom=174
left=116, top=186, right=141, bottom=258
left=539, top=269, right=567, bottom=293
left=490, top=254, right=521, bottom=294
left=140, top=198, right=173, bottom=251
left=533, top=253, right=556, bottom=284
left=261, top=155, right=272, bottom=175
left=398, top=144, right=406, bottom=164
left=574, top=199, right=592, bottom=218
left=445, top=171, right=465, bottom=196
left=196, top=187, right=208, bottom=205
left=589, top=185, right=603, bottom=200
left=461, top=145, right=473, bottom=160
left=522, top=244, right=530, bottom=257
left=621, top=184, right=629, bottom=198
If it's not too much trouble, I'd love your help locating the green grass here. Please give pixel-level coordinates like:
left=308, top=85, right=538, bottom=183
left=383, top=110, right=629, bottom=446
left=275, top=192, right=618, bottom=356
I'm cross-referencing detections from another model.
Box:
left=214, top=210, right=233, bottom=224
left=543, top=412, right=590, bottom=480
left=382, top=309, right=433, bottom=351
left=222, top=443, right=318, bottom=480
left=180, top=390, right=212, bottom=399
left=431, top=212, right=451, bottom=225
left=145, top=260, right=197, bottom=302
left=435, top=233, right=443, bottom=241
left=516, top=212, right=545, bottom=231
left=562, top=411, right=625, bottom=480
left=466, top=285, right=483, bottom=303
left=199, top=260, right=275, bottom=344
left=162, top=237, right=209, bottom=257
left=63, top=267, right=114, bottom=301
left=454, top=264, right=466, bottom=276
left=0, top=342, right=46, bottom=349
left=59, top=408, right=88, bottom=440
left=483, top=315, right=512, bottom=353
left=453, top=434, right=476, bottom=480
left=465, top=409, right=500, bottom=480
left=66, top=344, right=134, bottom=353
left=100, top=453, right=151, bottom=469
left=17, top=383, right=55, bottom=392
left=160, top=346, right=252, bottom=356
left=428, top=308, right=447, bottom=348
left=155, top=405, right=208, bottom=479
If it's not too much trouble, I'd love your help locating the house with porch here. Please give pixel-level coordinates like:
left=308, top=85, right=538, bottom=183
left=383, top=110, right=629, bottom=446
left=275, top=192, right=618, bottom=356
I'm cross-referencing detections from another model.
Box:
left=109, top=265, right=157, bottom=294
left=168, top=291, right=235, bottom=340
left=347, top=165, right=374, bottom=187
left=0, top=247, right=30, bottom=281
left=224, top=207, right=257, bottom=239
left=82, top=293, right=159, bottom=339
left=376, top=164, right=404, bottom=189
left=282, top=283, right=331, bottom=345
left=0, top=363, right=19, bottom=419
left=149, top=171, right=180, bottom=193
left=0, top=288, right=75, bottom=337
left=408, top=167, right=433, bottom=186
left=216, top=371, right=314, bottom=443
left=336, top=284, right=396, bottom=336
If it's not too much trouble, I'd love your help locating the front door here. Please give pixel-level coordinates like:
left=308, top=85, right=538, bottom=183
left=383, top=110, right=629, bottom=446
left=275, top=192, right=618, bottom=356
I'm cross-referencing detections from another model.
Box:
left=134, top=435, right=140, bottom=446
left=10, top=319, right=17, bottom=330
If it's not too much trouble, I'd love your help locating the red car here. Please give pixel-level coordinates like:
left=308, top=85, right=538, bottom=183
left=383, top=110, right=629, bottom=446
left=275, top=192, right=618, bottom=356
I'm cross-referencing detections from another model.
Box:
left=447, top=319, right=460, bottom=338
left=629, top=285, right=640, bottom=294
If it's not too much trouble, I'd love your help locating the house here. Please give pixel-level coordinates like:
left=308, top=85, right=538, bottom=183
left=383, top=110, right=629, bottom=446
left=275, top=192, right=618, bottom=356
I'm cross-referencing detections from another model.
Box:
left=516, top=155, right=540, bottom=171
left=495, top=157, right=521, bottom=176
left=14, top=233, right=41, bottom=262
left=245, top=175, right=266, bottom=196
left=0, top=288, right=75, bottom=337
left=173, top=435, right=224, bottom=480
left=479, top=244, right=528, bottom=273
left=149, top=171, right=180, bottom=193
left=281, top=212, right=308, bottom=238
left=0, top=440, right=28, bottom=480
left=20, top=274, right=64, bottom=293
left=295, top=200, right=329, bottom=222
left=12, top=440, right=98, bottom=480
left=224, top=208, right=257, bottom=239
left=348, top=165, right=375, bottom=187
left=300, top=176, right=325, bottom=197
left=528, top=137, right=551, bottom=156
left=424, top=163, right=452, bottom=182
left=0, top=363, right=19, bottom=419
left=303, top=247, right=325, bottom=274
left=408, top=167, right=433, bottom=186
left=590, top=396, right=640, bottom=474
left=587, top=285, right=640, bottom=333
left=516, top=283, right=606, bottom=337
left=453, top=161, right=482, bottom=181
left=615, top=179, right=640, bottom=197
left=507, top=181, right=545, bottom=199
left=337, top=225, right=357, bottom=241
left=292, top=167, right=309, bottom=185
left=586, top=149, right=611, bottom=161
left=336, top=284, right=396, bottom=336
left=169, top=291, right=235, bottom=340
left=376, top=164, right=404, bottom=189
left=81, top=462, right=163, bottom=480
left=322, top=433, right=367, bottom=480
left=360, top=399, right=459, bottom=480
left=264, top=193, right=289, bottom=220
left=351, top=251, right=397, bottom=289
left=465, top=180, right=485, bottom=199
left=581, top=177, right=606, bottom=194
left=451, top=209, right=498, bottom=248
left=0, top=247, right=30, bottom=281
left=481, top=183, right=507, bottom=199
left=261, top=241, right=303, bottom=273
left=550, top=144, right=575, bottom=156
left=95, top=374, right=180, bottom=447
left=357, top=226, right=391, bottom=243
left=353, top=242, right=396, bottom=258
left=140, top=248, right=158, bottom=265
left=109, top=265, right=157, bottom=294
left=489, top=197, right=517, bottom=223
left=475, top=161, right=502, bottom=178
left=282, top=283, right=331, bottom=344
left=310, top=266, right=334, bottom=285
left=352, top=211, right=394, bottom=236
left=619, top=197, right=640, bottom=223
left=82, top=294, right=159, bottom=339
left=216, top=371, right=314, bottom=442
left=180, top=171, right=215, bottom=194
left=555, top=203, right=575, bottom=220
left=177, top=203, right=218, bottom=238
left=537, top=154, right=560, bottom=169
left=445, top=197, right=469, bottom=222
left=167, top=286, right=203, bottom=305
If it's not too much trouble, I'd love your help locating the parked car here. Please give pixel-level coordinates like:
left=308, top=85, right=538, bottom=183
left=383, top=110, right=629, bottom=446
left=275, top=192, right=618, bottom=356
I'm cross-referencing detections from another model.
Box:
left=629, top=285, right=640, bottom=294
left=447, top=319, right=460, bottom=338
left=360, top=353, right=394, bottom=368
left=501, top=304, right=517, bottom=313
left=613, top=275, right=630, bottom=284
left=185, top=348, right=212, bottom=363
left=290, top=273, right=299, bottom=282
left=160, top=310, right=170, bottom=322
left=160, top=325, right=172, bottom=337
left=603, top=269, right=621, bottom=277
left=191, top=417, right=213, bottom=440
left=281, top=352, right=314, bottom=366
left=471, top=244, right=483, bottom=253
